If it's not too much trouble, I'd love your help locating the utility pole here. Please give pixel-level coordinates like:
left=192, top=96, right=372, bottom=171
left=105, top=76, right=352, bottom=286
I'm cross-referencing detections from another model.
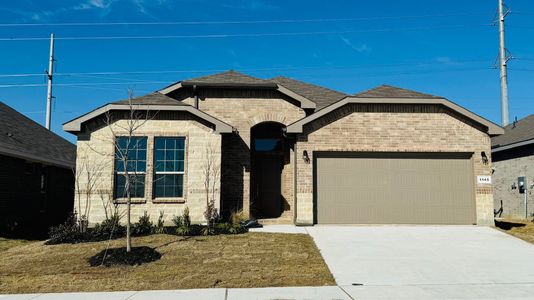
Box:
left=498, top=0, right=510, bottom=126
left=45, top=33, right=55, bottom=130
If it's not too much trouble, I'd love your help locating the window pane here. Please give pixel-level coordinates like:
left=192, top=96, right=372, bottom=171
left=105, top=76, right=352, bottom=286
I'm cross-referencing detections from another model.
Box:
left=115, top=174, right=145, bottom=198
left=154, top=174, right=183, bottom=198
left=115, top=137, right=147, bottom=172
left=154, top=137, right=185, bottom=173
left=255, top=138, right=282, bottom=152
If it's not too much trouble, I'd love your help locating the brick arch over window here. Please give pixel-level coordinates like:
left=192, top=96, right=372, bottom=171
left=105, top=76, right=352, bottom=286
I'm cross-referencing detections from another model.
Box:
left=248, top=113, right=292, bottom=127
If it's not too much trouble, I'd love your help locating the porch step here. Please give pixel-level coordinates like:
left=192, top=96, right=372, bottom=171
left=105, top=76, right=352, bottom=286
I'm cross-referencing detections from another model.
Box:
left=258, top=211, right=293, bottom=225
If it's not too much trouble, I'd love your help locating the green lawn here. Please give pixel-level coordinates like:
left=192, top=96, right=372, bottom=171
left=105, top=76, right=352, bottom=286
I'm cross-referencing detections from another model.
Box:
left=0, top=232, right=334, bottom=294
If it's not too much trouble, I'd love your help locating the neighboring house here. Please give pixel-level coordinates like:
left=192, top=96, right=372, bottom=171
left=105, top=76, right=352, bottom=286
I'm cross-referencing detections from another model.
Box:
left=63, top=71, right=503, bottom=226
left=0, top=102, right=75, bottom=237
left=492, top=114, right=534, bottom=219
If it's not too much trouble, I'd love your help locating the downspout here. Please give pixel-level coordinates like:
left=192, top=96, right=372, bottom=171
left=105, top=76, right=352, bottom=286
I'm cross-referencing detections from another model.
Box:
left=193, top=84, right=199, bottom=109
left=293, top=137, right=298, bottom=224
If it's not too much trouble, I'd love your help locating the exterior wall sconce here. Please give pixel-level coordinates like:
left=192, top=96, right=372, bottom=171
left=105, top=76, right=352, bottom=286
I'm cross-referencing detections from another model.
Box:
left=303, top=150, right=310, bottom=164
left=481, top=151, right=489, bottom=165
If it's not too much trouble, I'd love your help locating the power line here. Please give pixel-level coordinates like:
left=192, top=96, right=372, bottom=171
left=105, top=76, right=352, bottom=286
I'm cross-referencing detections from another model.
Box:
left=0, top=12, right=493, bottom=27
left=0, top=59, right=495, bottom=78
left=0, top=67, right=497, bottom=88
left=0, top=24, right=493, bottom=41
left=0, top=81, right=171, bottom=88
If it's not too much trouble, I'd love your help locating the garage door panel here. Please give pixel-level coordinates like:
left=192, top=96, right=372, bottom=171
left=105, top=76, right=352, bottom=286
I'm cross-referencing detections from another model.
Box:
left=316, top=153, right=475, bottom=224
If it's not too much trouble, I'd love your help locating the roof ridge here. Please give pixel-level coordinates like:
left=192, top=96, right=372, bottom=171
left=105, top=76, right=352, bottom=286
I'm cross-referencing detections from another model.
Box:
left=271, top=76, right=347, bottom=96
left=182, top=70, right=270, bottom=83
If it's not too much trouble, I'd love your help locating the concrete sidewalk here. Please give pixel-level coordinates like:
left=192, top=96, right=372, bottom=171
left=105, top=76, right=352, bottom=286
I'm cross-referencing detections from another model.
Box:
left=4, top=284, right=534, bottom=300
left=0, top=286, right=350, bottom=300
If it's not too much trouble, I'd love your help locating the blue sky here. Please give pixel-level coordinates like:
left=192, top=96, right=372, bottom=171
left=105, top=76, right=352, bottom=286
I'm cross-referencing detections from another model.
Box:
left=1, top=0, right=533, bottom=143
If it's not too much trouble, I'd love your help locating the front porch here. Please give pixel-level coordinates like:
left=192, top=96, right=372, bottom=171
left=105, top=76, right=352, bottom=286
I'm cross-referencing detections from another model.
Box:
left=220, top=121, right=296, bottom=225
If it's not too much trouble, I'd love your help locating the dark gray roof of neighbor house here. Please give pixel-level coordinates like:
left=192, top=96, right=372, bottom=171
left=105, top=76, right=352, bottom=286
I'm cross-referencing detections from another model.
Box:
left=112, top=92, right=188, bottom=106
left=181, top=70, right=276, bottom=87
left=0, top=101, right=76, bottom=168
left=492, top=114, right=534, bottom=150
left=270, top=76, right=348, bottom=110
left=354, top=85, right=443, bottom=99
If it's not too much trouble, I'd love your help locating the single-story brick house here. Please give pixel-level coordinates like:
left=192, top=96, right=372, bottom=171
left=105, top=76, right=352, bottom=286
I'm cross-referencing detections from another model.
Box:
left=492, top=114, right=534, bottom=219
left=0, top=101, right=75, bottom=237
left=63, top=71, right=503, bottom=226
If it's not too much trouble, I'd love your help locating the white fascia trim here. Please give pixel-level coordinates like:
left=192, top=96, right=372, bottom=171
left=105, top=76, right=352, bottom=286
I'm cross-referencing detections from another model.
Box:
left=286, top=97, right=504, bottom=136
left=63, top=104, right=234, bottom=134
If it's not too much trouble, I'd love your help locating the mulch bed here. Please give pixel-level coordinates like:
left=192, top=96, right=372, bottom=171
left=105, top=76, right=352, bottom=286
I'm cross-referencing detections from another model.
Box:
left=88, top=246, right=162, bottom=267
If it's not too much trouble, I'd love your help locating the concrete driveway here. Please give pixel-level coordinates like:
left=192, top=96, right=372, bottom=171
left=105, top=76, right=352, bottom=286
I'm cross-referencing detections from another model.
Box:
left=307, top=225, right=534, bottom=299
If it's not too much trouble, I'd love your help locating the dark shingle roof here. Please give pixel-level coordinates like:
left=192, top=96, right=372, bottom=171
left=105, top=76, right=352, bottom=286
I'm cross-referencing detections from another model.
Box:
left=182, top=70, right=275, bottom=87
left=112, top=92, right=188, bottom=106
left=492, top=114, right=534, bottom=148
left=270, top=76, right=348, bottom=110
left=0, top=102, right=76, bottom=168
left=354, top=85, right=443, bottom=99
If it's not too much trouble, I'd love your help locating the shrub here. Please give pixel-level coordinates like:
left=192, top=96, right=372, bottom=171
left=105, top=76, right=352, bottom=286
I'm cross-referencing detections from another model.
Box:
left=230, top=209, right=246, bottom=225
left=182, top=207, right=191, bottom=228
left=228, top=223, right=247, bottom=234
left=132, top=212, right=154, bottom=236
left=200, top=226, right=215, bottom=236
left=172, top=215, right=184, bottom=228
left=175, top=225, right=191, bottom=236
left=92, top=213, right=125, bottom=240
left=204, top=200, right=219, bottom=226
left=215, top=222, right=247, bottom=235
left=46, top=213, right=86, bottom=245
left=216, top=222, right=231, bottom=234
left=154, top=211, right=166, bottom=234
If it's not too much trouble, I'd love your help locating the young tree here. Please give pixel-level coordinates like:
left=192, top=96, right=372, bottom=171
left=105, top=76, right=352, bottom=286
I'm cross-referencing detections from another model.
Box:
left=73, top=149, right=108, bottom=233
left=202, top=143, right=221, bottom=231
left=87, top=89, right=155, bottom=252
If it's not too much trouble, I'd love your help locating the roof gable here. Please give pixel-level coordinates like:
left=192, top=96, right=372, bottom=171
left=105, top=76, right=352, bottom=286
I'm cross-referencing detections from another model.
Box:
left=63, top=94, right=234, bottom=134
left=287, top=92, right=503, bottom=136
left=0, top=102, right=75, bottom=168
left=354, top=85, right=442, bottom=99
left=492, top=114, right=534, bottom=150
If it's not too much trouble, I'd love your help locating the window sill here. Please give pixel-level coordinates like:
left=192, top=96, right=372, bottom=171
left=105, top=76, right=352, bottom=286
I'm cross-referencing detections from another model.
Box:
left=152, top=198, right=186, bottom=204
left=114, top=198, right=147, bottom=204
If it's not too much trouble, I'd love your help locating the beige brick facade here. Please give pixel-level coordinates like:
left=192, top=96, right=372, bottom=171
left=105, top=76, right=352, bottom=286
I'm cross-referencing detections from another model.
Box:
left=181, top=89, right=306, bottom=218
left=75, top=114, right=221, bottom=225
left=294, top=104, right=494, bottom=225
left=492, top=148, right=534, bottom=219
left=73, top=89, right=497, bottom=227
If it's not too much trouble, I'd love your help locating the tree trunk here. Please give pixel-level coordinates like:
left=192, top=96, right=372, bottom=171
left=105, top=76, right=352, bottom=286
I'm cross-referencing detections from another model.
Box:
left=126, top=192, right=132, bottom=252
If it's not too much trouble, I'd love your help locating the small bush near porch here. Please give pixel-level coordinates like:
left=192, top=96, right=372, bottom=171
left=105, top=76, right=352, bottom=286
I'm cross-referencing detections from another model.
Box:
left=0, top=232, right=334, bottom=294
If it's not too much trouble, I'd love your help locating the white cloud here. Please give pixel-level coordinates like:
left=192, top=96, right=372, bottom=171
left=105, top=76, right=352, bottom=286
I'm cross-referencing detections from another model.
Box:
left=339, top=36, right=372, bottom=54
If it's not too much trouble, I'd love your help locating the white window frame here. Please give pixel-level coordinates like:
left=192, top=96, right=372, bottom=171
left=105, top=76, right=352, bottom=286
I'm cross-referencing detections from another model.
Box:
left=153, top=137, right=186, bottom=199
left=113, top=136, right=147, bottom=200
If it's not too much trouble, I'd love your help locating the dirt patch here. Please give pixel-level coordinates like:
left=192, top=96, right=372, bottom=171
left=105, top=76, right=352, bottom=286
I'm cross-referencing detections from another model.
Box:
left=495, top=219, right=534, bottom=244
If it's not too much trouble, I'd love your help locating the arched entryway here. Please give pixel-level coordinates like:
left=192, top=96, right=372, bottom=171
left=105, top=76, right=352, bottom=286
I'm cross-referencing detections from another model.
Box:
left=250, top=122, right=287, bottom=219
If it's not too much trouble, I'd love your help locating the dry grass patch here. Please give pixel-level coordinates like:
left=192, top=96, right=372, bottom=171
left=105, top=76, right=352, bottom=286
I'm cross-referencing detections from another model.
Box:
left=495, top=219, right=534, bottom=244
left=0, top=232, right=334, bottom=294
left=0, top=237, right=33, bottom=252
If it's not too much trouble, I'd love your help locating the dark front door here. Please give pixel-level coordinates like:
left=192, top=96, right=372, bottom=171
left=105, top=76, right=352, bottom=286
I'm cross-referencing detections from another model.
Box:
left=250, top=122, right=286, bottom=219
left=253, top=155, right=282, bottom=218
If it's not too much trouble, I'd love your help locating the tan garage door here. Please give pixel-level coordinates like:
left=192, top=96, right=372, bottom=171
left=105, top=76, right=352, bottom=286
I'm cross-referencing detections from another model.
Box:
left=315, top=152, right=476, bottom=224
